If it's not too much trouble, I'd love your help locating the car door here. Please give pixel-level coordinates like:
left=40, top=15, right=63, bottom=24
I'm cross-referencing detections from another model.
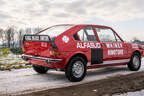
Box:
left=75, top=26, right=103, bottom=65
left=95, top=27, right=128, bottom=64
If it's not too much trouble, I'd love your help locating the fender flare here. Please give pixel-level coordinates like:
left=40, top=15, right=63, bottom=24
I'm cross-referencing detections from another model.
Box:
left=64, top=51, right=88, bottom=67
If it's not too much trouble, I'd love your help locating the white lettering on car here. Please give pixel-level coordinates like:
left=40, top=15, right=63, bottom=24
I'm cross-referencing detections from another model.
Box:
left=77, top=42, right=101, bottom=48
left=132, top=44, right=138, bottom=48
left=106, top=43, right=123, bottom=48
left=108, top=49, right=124, bottom=55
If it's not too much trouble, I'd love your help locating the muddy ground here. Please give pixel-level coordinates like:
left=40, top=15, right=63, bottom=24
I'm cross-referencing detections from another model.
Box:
left=8, top=71, right=144, bottom=96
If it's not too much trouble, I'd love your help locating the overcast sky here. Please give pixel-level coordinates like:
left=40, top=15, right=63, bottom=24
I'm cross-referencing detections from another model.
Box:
left=0, top=0, right=144, bottom=41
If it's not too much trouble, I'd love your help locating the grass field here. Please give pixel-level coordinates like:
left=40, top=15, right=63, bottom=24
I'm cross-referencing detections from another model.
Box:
left=0, top=48, right=31, bottom=71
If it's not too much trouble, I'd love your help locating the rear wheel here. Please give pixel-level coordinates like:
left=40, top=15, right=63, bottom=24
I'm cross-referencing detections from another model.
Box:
left=65, top=57, right=86, bottom=82
left=32, top=65, right=49, bottom=74
left=128, top=53, right=141, bottom=71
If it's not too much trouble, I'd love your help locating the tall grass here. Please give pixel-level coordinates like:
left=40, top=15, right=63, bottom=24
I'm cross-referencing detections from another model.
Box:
left=0, top=48, right=11, bottom=55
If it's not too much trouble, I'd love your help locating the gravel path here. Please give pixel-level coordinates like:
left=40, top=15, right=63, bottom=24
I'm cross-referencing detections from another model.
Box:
left=114, top=90, right=144, bottom=96
left=0, top=58, right=144, bottom=95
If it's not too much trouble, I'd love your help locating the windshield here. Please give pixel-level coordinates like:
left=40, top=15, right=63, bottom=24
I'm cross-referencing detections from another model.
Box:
left=39, top=25, right=74, bottom=38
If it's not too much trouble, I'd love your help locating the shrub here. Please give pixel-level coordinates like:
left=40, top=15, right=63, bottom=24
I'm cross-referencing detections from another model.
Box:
left=10, top=48, right=23, bottom=54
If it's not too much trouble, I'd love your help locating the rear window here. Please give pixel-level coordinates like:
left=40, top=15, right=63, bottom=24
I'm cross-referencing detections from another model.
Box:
left=39, top=25, right=73, bottom=38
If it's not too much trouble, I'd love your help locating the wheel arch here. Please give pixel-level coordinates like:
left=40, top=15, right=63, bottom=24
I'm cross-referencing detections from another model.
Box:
left=130, top=50, right=141, bottom=61
left=65, top=52, right=88, bottom=68
left=133, top=50, right=141, bottom=56
left=128, top=50, right=141, bottom=71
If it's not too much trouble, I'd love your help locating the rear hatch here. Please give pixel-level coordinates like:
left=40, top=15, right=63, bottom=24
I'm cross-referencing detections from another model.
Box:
left=23, top=25, right=74, bottom=58
left=23, top=35, right=52, bottom=57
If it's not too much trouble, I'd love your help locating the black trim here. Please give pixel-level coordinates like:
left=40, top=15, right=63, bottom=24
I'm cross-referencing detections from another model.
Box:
left=23, top=35, right=50, bottom=42
left=23, top=35, right=58, bottom=49
left=73, top=33, right=79, bottom=41
left=50, top=37, right=58, bottom=49
left=91, top=48, right=103, bottom=64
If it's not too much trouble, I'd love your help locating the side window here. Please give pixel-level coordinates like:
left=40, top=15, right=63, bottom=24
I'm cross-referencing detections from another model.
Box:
left=96, top=28, right=117, bottom=42
left=84, top=27, right=97, bottom=41
left=75, top=27, right=97, bottom=41
left=77, top=29, right=88, bottom=41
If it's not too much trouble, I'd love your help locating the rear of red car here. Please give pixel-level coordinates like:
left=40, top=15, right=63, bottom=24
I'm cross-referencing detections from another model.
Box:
left=22, top=25, right=74, bottom=68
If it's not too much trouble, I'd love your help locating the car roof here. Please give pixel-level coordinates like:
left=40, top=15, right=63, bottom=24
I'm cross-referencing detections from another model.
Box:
left=37, top=24, right=111, bottom=34
left=53, top=24, right=111, bottom=28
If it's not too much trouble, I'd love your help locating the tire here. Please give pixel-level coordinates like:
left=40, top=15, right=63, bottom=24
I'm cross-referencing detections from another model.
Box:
left=32, top=65, right=49, bottom=74
left=128, top=52, right=141, bottom=71
left=65, top=57, right=87, bottom=82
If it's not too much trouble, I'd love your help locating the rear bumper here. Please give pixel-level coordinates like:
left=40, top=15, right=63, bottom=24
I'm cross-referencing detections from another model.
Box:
left=21, top=54, right=62, bottom=63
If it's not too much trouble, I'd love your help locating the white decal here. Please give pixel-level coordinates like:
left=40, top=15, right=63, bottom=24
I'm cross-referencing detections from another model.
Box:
left=41, top=42, right=47, bottom=47
left=106, top=43, right=123, bottom=48
left=108, top=49, right=124, bottom=55
left=77, top=42, right=101, bottom=48
left=62, top=35, right=69, bottom=43
left=132, top=44, right=138, bottom=48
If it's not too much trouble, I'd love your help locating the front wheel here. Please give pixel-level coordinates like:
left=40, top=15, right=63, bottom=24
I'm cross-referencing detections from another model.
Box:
left=32, top=65, right=49, bottom=74
left=128, top=53, right=141, bottom=71
left=65, top=57, right=87, bottom=82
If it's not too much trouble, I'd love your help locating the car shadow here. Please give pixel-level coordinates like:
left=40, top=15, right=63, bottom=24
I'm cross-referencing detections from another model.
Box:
left=87, top=66, right=129, bottom=77
left=33, top=66, right=129, bottom=82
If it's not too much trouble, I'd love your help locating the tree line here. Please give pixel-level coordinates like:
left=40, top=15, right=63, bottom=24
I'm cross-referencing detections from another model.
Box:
left=0, top=27, right=144, bottom=48
left=132, top=37, right=144, bottom=45
left=0, top=27, right=42, bottom=48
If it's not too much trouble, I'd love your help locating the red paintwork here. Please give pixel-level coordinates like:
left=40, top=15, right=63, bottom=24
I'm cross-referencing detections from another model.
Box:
left=23, top=24, right=144, bottom=69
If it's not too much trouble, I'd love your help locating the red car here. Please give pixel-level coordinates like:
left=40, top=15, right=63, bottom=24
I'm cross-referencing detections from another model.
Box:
left=22, top=24, right=143, bottom=82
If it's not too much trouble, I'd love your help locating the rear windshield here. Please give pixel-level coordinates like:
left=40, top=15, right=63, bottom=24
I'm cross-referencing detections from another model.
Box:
left=39, top=25, right=73, bottom=38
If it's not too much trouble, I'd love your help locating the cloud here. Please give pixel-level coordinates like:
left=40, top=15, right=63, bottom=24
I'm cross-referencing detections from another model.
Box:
left=0, top=0, right=144, bottom=28
left=0, top=11, right=12, bottom=19
left=64, top=0, right=87, bottom=15
left=53, top=13, right=70, bottom=18
left=0, top=0, right=6, bottom=6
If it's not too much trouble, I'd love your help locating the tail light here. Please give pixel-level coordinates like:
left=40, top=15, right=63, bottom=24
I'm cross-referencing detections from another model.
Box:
left=49, top=48, right=59, bottom=56
left=22, top=46, right=25, bottom=53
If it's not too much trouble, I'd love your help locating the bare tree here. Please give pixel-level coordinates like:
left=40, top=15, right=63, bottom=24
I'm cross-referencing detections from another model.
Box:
left=0, top=26, right=43, bottom=48
left=33, top=27, right=42, bottom=34
left=0, top=29, right=5, bottom=45
left=5, top=27, right=15, bottom=48
left=25, top=28, right=32, bottom=35
left=18, top=29, right=24, bottom=48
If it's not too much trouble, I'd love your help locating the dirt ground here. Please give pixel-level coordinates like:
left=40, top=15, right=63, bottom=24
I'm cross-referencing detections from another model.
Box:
left=7, top=71, right=144, bottom=96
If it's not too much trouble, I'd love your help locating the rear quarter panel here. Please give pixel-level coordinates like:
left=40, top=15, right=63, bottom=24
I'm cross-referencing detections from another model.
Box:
left=54, top=25, right=90, bottom=67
